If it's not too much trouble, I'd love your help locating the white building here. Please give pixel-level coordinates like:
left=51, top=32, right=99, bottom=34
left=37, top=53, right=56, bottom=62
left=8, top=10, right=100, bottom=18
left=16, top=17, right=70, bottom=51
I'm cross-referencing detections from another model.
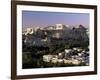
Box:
left=44, top=24, right=68, bottom=30
left=55, top=24, right=66, bottom=30
left=25, top=28, right=34, bottom=35
left=45, top=26, right=54, bottom=30
left=65, top=49, right=71, bottom=53
left=43, top=55, right=53, bottom=62
left=72, top=59, right=81, bottom=65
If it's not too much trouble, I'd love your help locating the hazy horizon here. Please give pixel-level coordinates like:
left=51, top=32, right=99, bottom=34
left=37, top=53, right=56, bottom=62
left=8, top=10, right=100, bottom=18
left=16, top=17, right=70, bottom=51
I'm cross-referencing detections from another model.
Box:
left=22, top=11, right=89, bottom=28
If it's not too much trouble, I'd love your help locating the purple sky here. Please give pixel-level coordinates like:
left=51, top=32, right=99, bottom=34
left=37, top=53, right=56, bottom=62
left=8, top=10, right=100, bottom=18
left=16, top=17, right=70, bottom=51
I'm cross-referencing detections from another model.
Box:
left=22, top=11, right=89, bottom=28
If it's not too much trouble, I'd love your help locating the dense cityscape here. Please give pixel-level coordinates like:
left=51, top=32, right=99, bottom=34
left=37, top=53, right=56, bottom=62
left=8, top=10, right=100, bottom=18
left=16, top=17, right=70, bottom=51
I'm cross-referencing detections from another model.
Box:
left=22, top=24, right=89, bottom=69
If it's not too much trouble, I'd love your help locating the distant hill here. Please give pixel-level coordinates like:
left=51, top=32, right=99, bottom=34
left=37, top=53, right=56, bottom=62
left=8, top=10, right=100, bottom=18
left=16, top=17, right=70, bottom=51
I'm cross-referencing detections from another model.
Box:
left=22, top=24, right=89, bottom=48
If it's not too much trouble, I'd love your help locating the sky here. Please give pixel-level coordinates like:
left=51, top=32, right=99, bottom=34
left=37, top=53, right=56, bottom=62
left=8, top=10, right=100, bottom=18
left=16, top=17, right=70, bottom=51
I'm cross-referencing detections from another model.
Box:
left=22, top=11, right=89, bottom=28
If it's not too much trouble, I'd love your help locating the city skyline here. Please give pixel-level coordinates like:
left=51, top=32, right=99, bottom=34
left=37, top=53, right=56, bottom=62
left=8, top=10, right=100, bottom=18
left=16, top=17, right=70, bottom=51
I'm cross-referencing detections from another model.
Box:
left=22, top=11, right=89, bottom=28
